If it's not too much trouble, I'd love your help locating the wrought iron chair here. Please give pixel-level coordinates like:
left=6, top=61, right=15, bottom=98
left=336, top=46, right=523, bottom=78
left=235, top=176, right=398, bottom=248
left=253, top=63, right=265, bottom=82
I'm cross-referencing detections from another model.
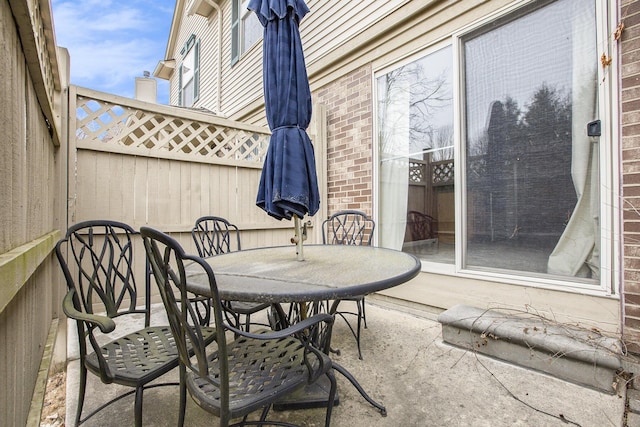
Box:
left=406, top=210, right=437, bottom=241
left=141, top=226, right=337, bottom=427
left=322, top=209, right=375, bottom=359
left=191, top=215, right=270, bottom=331
left=56, top=220, right=184, bottom=426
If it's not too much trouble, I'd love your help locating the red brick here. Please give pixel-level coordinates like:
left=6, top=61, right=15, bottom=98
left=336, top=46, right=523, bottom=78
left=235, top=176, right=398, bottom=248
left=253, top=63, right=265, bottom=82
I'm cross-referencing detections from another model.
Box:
left=623, top=98, right=640, bottom=114
left=625, top=316, right=640, bottom=329
left=624, top=268, right=640, bottom=282
left=624, top=257, right=640, bottom=269
left=623, top=122, right=640, bottom=137
left=626, top=293, right=640, bottom=305
left=625, top=221, right=640, bottom=233
left=626, top=304, right=640, bottom=319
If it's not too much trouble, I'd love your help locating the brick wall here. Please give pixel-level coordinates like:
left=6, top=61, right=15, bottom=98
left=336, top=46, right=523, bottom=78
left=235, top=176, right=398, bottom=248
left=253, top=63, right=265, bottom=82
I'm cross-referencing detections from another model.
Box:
left=622, top=0, right=640, bottom=354
left=314, top=65, right=374, bottom=217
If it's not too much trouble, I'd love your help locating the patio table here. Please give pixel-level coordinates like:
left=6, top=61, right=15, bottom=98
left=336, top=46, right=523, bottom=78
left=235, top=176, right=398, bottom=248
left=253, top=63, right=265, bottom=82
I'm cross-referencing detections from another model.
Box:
left=185, top=244, right=421, bottom=415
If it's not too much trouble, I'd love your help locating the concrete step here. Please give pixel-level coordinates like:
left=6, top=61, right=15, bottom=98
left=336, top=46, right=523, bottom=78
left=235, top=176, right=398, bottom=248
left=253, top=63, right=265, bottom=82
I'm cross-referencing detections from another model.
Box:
left=437, top=304, right=623, bottom=394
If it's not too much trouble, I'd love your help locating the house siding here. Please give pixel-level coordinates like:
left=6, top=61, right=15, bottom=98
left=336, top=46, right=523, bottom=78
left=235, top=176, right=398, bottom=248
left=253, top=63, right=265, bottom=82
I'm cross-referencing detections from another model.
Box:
left=194, top=17, right=221, bottom=110
left=302, top=0, right=412, bottom=66
left=621, top=0, right=640, bottom=354
left=168, top=0, right=423, bottom=119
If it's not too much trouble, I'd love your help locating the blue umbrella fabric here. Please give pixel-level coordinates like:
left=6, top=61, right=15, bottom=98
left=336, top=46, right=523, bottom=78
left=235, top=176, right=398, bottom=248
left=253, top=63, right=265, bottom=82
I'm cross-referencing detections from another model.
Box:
left=251, top=0, right=320, bottom=221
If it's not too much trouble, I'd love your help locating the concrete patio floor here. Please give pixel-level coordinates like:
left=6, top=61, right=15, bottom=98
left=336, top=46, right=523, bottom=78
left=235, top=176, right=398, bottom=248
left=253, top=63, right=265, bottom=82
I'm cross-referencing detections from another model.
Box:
left=65, top=301, right=628, bottom=427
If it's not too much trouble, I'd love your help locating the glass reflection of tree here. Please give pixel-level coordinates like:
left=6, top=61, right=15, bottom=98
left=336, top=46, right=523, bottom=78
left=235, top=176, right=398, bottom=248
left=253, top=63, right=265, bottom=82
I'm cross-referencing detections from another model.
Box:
left=408, top=64, right=452, bottom=161
left=378, top=66, right=408, bottom=157
left=476, top=83, right=575, bottom=244
left=378, top=63, right=452, bottom=159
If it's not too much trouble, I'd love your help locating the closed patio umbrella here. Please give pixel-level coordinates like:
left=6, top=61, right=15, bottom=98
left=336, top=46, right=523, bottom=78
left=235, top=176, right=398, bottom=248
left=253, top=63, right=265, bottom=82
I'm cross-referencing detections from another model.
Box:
left=250, top=0, right=319, bottom=260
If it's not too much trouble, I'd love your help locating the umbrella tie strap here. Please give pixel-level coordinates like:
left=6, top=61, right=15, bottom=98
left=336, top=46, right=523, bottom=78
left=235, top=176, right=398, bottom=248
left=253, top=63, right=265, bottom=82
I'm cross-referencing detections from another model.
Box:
left=273, top=125, right=304, bottom=132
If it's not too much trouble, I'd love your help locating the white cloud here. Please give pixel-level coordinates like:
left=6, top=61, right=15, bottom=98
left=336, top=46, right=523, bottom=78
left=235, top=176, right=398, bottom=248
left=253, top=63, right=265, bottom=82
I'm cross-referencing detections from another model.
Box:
left=52, top=0, right=172, bottom=102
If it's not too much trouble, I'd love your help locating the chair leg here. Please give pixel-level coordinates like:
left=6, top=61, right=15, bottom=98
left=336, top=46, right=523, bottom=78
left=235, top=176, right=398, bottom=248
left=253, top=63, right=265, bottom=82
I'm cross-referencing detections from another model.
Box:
left=360, top=297, right=367, bottom=329
left=355, top=302, right=363, bottom=360
left=134, top=385, right=143, bottom=427
left=324, top=370, right=338, bottom=427
left=244, top=313, right=251, bottom=332
left=75, top=364, right=87, bottom=426
left=223, top=302, right=241, bottom=333
left=339, top=299, right=364, bottom=360
left=259, top=403, right=271, bottom=421
left=332, top=362, right=386, bottom=415
left=178, top=364, right=187, bottom=427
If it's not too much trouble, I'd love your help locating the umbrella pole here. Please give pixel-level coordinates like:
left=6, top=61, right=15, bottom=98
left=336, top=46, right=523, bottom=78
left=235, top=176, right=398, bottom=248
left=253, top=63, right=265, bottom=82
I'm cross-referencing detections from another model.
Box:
left=293, top=215, right=306, bottom=318
left=294, top=215, right=305, bottom=261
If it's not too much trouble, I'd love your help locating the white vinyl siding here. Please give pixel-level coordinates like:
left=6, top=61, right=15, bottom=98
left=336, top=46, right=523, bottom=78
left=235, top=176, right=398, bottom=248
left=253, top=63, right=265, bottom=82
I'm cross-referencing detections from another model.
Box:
left=178, top=0, right=423, bottom=118
left=219, top=0, right=417, bottom=119
left=301, top=0, right=412, bottom=66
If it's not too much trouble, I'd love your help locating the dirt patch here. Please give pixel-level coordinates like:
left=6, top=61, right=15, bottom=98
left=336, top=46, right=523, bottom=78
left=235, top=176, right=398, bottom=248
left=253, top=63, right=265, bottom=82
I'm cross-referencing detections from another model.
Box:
left=40, top=370, right=66, bottom=427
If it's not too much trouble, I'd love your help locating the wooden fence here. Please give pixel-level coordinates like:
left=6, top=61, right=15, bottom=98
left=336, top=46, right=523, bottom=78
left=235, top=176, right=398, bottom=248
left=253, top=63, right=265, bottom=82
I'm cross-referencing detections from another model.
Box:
left=0, top=0, right=63, bottom=425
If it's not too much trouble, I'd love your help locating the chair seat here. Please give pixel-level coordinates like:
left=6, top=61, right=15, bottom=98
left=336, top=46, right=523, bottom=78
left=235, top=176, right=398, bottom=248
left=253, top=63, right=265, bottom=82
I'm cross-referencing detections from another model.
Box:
left=227, top=301, right=271, bottom=315
left=86, top=326, right=216, bottom=385
left=187, top=331, right=332, bottom=419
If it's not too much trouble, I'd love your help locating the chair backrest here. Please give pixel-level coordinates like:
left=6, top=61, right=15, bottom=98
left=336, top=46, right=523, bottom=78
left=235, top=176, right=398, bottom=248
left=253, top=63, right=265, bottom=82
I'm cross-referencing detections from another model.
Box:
left=322, top=210, right=375, bottom=246
left=141, top=227, right=230, bottom=409
left=56, top=220, right=149, bottom=371
left=406, top=210, right=437, bottom=241
left=55, top=220, right=146, bottom=320
left=191, top=216, right=241, bottom=257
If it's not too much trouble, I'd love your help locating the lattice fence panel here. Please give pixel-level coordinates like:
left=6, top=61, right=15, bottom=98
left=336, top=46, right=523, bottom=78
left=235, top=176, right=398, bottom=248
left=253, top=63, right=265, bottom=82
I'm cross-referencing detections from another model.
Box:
left=433, top=160, right=454, bottom=186
left=409, top=161, right=426, bottom=184
left=75, top=94, right=270, bottom=164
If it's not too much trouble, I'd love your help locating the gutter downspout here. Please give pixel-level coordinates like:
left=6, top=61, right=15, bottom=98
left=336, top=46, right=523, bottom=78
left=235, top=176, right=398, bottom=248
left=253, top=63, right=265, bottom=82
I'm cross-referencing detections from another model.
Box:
left=204, top=0, right=223, bottom=114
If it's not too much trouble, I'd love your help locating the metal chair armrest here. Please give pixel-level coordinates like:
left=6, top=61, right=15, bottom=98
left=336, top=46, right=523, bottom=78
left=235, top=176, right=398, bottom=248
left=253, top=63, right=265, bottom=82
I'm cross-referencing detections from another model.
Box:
left=62, top=289, right=116, bottom=333
left=225, top=313, right=334, bottom=340
left=63, top=288, right=118, bottom=383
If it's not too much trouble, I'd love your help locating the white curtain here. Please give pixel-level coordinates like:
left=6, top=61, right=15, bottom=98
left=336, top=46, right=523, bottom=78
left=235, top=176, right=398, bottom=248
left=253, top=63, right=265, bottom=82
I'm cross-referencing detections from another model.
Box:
left=379, top=76, right=410, bottom=250
left=547, top=4, right=599, bottom=277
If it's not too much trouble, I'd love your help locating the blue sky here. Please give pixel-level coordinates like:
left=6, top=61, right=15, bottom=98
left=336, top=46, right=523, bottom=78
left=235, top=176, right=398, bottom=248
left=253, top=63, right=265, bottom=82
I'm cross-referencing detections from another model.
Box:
left=51, top=0, right=174, bottom=104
